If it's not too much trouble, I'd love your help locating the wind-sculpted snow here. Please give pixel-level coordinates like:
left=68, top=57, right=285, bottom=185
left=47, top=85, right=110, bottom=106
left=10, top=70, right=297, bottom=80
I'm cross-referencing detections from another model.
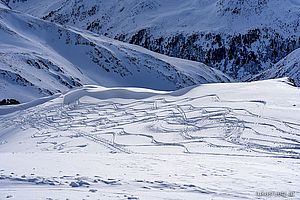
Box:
left=0, top=79, right=299, bottom=199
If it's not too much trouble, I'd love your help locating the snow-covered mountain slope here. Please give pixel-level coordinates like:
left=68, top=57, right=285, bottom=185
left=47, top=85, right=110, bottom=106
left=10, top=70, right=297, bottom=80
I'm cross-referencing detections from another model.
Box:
left=0, top=1, right=8, bottom=9
left=7, top=0, right=300, bottom=80
left=250, top=48, right=300, bottom=87
left=0, top=8, right=230, bottom=102
left=7, top=0, right=300, bottom=35
left=0, top=79, right=299, bottom=199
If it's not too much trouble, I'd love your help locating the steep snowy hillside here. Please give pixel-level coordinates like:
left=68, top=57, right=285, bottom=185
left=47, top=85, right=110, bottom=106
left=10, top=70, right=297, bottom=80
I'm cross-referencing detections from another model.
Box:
left=0, top=8, right=230, bottom=102
left=250, top=48, right=300, bottom=86
left=7, top=0, right=300, bottom=79
left=0, top=1, right=8, bottom=9
left=0, top=79, right=299, bottom=199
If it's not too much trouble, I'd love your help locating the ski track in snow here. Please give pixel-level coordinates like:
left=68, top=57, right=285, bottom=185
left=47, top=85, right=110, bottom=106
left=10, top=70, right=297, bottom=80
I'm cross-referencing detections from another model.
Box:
left=0, top=94, right=299, bottom=157
left=0, top=80, right=299, bottom=199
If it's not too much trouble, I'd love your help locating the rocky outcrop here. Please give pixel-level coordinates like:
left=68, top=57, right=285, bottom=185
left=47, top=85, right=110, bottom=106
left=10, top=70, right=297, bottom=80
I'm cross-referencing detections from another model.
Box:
left=0, top=98, right=20, bottom=105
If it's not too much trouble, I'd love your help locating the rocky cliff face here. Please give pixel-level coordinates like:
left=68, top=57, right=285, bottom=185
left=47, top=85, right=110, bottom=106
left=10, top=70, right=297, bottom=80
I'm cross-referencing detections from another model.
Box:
left=7, top=0, right=300, bottom=80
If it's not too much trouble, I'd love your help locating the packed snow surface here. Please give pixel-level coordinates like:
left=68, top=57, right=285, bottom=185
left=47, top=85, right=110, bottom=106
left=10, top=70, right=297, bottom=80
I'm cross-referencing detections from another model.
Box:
left=0, top=78, right=299, bottom=199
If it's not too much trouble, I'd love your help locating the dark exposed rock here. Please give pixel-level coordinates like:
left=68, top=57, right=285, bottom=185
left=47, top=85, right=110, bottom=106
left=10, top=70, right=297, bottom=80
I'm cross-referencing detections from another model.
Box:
left=0, top=99, right=20, bottom=105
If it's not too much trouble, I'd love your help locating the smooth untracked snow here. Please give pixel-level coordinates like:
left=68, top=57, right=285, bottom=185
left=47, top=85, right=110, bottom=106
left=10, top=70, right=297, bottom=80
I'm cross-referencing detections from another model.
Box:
left=0, top=79, right=299, bottom=199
